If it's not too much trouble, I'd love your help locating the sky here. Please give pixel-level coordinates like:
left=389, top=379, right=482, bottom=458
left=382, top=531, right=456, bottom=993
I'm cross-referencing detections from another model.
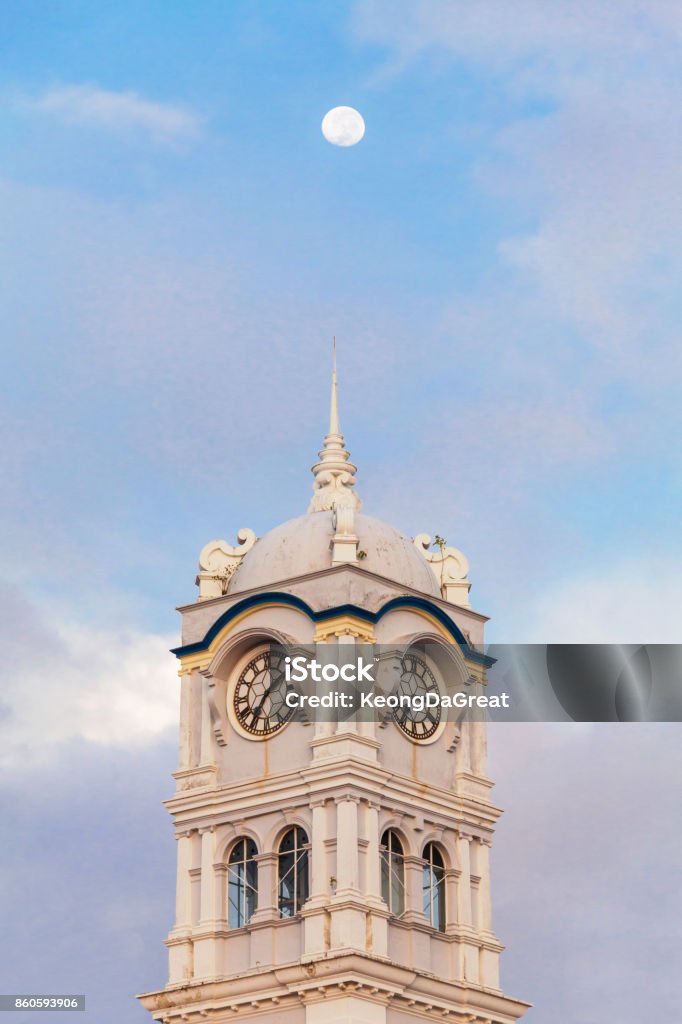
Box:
left=1, top=2, right=681, bottom=1021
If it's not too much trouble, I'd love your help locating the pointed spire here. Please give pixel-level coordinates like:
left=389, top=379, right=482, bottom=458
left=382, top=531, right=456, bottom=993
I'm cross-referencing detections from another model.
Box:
left=308, top=339, right=362, bottom=514
left=329, top=336, right=339, bottom=435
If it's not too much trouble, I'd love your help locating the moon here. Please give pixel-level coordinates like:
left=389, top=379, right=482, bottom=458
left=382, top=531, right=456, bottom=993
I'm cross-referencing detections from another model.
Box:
left=321, top=106, right=365, bottom=147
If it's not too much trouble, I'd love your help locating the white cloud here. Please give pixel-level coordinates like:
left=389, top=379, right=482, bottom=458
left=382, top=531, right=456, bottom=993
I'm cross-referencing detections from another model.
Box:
left=354, top=1, right=682, bottom=368
left=0, top=587, right=178, bottom=769
left=23, top=84, right=201, bottom=142
left=354, top=1, right=682, bottom=72
left=516, top=560, right=682, bottom=643
left=491, top=83, right=682, bottom=352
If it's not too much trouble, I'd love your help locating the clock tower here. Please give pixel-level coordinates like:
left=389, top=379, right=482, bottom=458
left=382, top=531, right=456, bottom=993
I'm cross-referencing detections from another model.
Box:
left=139, top=359, right=530, bottom=1024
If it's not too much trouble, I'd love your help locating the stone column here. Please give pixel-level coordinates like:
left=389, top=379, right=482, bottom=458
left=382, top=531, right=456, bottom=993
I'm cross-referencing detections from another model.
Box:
left=310, top=800, right=328, bottom=899
left=364, top=801, right=382, bottom=902
left=303, top=801, right=330, bottom=957
left=444, top=867, right=460, bottom=933
left=199, top=827, right=216, bottom=925
left=175, top=830, right=194, bottom=929
left=329, top=796, right=366, bottom=953
left=214, top=863, right=228, bottom=925
left=250, top=851, right=278, bottom=966
left=456, top=832, right=473, bottom=927
left=470, top=719, right=488, bottom=778
left=250, top=852, right=278, bottom=921
left=336, top=633, right=358, bottom=736
left=183, top=671, right=202, bottom=768
left=456, top=831, right=479, bottom=984
left=168, top=829, right=194, bottom=983
left=178, top=674, right=192, bottom=771
left=457, top=723, right=472, bottom=774
left=193, top=826, right=219, bottom=979
left=476, top=834, right=501, bottom=989
left=362, top=800, right=389, bottom=957
left=335, top=796, right=359, bottom=894
left=477, top=838, right=493, bottom=934
left=402, top=855, right=426, bottom=923
left=199, top=671, right=215, bottom=766
left=312, top=637, right=333, bottom=741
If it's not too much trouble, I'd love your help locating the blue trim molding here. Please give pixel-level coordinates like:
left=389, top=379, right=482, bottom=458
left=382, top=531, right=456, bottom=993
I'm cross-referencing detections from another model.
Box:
left=171, top=591, right=492, bottom=666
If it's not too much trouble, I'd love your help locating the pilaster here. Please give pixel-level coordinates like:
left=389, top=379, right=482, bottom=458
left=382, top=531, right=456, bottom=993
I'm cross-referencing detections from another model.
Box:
left=177, top=675, right=192, bottom=771
left=334, top=795, right=359, bottom=896
left=456, top=830, right=480, bottom=984
left=456, top=831, right=473, bottom=928
left=167, top=830, right=194, bottom=984
left=193, top=827, right=219, bottom=979
left=303, top=800, right=330, bottom=956
left=401, top=855, right=426, bottom=924
left=327, top=796, right=367, bottom=952
left=250, top=851, right=279, bottom=967
left=310, top=799, right=329, bottom=898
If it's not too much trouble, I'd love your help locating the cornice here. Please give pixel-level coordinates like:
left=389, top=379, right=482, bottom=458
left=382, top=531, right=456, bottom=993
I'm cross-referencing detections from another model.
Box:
left=177, top=562, right=489, bottom=622
left=164, top=758, right=502, bottom=834
left=172, top=589, right=493, bottom=668
left=138, top=950, right=531, bottom=1021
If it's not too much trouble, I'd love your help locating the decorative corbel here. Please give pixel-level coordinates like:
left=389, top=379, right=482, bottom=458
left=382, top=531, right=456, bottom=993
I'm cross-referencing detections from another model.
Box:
left=199, top=666, right=228, bottom=747
left=195, top=528, right=257, bottom=599
left=413, top=534, right=471, bottom=607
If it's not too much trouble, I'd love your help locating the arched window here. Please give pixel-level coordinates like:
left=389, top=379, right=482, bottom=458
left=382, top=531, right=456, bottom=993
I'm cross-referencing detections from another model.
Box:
left=422, top=842, right=445, bottom=931
left=380, top=829, right=405, bottom=916
left=278, top=827, right=309, bottom=918
left=228, top=837, right=258, bottom=928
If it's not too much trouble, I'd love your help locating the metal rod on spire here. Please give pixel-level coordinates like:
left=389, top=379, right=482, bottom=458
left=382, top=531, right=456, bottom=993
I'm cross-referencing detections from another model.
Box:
left=308, top=335, right=361, bottom=513
left=329, top=336, right=339, bottom=436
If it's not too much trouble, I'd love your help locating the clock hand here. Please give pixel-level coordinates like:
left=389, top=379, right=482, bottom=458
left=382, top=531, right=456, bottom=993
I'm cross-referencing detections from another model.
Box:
left=250, top=689, right=269, bottom=723
left=250, top=670, right=283, bottom=723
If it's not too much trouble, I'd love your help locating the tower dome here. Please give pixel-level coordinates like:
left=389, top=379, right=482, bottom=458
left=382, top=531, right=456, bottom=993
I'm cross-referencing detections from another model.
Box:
left=229, top=510, right=440, bottom=596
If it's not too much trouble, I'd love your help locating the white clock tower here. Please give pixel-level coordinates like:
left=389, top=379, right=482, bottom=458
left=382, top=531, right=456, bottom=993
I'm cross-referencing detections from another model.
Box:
left=139, top=360, right=530, bottom=1024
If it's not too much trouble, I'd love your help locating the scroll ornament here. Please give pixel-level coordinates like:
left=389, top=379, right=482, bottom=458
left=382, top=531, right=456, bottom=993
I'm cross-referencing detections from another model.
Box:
left=195, top=528, right=257, bottom=599
left=413, top=534, right=471, bottom=607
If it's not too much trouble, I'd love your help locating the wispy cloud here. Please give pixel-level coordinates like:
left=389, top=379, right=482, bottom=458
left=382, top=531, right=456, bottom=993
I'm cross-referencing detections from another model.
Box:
left=22, top=84, right=202, bottom=143
left=516, top=560, right=682, bottom=643
left=354, top=1, right=682, bottom=361
left=0, top=586, right=177, bottom=770
left=354, top=1, right=682, bottom=73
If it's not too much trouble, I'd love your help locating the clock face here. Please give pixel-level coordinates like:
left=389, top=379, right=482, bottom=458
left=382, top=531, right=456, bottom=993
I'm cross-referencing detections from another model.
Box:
left=232, top=650, right=293, bottom=737
left=393, top=652, right=441, bottom=741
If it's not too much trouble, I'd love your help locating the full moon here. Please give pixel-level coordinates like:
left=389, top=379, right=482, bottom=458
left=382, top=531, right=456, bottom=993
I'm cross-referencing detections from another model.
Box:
left=321, top=106, right=365, bottom=147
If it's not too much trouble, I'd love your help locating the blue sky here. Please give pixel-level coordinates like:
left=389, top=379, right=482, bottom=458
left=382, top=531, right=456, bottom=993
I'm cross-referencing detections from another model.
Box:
left=1, top=2, right=681, bottom=1021
left=2, top=0, right=681, bottom=644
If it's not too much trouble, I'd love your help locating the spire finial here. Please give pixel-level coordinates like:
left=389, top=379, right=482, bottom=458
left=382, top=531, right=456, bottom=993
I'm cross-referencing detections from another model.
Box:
left=329, top=336, right=339, bottom=435
left=308, top=338, right=362, bottom=514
